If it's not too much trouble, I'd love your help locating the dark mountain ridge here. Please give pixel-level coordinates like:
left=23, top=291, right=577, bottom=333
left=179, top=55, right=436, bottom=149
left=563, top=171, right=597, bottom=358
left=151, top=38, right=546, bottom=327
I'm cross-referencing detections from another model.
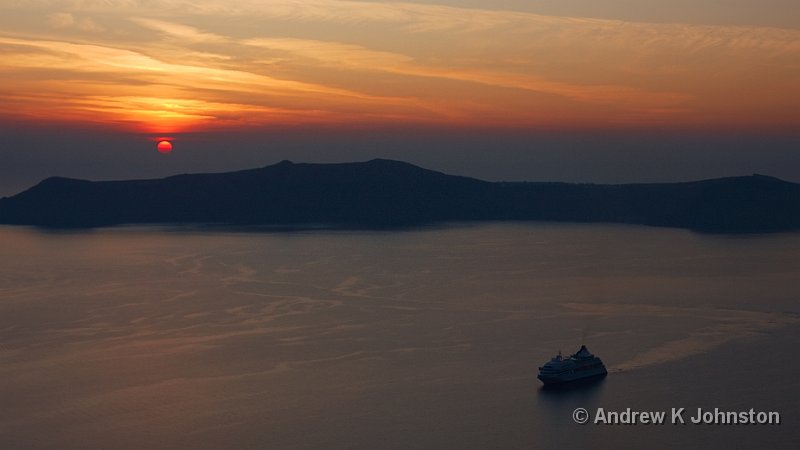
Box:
left=1, top=159, right=798, bottom=232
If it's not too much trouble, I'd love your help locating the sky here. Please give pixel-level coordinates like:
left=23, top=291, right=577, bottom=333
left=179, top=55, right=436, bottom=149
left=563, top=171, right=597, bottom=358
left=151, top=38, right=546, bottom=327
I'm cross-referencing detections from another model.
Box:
left=0, top=0, right=798, bottom=195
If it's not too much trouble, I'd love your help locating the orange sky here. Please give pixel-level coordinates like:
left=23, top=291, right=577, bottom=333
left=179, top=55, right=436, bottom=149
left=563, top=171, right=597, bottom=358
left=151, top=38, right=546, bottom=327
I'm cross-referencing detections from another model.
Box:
left=0, top=0, right=798, bottom=135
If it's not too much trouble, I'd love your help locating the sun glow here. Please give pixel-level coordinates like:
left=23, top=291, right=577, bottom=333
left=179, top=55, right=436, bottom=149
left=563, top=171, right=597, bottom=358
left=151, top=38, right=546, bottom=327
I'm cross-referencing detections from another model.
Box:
left=0, top=1, right=797, bottom=133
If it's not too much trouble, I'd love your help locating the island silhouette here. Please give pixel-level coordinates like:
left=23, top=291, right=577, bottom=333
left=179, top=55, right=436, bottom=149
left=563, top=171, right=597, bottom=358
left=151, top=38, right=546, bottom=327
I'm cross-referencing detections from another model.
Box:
left=1, top=159, right=798, bottom=232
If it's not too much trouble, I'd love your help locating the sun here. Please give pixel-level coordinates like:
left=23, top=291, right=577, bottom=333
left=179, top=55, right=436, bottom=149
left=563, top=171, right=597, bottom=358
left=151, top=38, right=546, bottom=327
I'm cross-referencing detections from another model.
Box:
left=157, top=140, right=173, bottom=154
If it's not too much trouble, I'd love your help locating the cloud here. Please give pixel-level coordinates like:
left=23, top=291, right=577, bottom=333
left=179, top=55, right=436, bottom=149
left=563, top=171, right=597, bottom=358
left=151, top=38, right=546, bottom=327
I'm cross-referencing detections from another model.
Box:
left=47, top=12, right=75, bottom=29
left=131, top=18, right=227, bottom=43
left=46, top=11, right=105, bottom=33
left=76, top=17, right=105, bottom=33
left=0, top=33, right=440, bottom=132
left=243, top=38, right=414, bottom=70
left=243, top=37, right=690, bottom=112
left=1, top=0, right=798, bottom=131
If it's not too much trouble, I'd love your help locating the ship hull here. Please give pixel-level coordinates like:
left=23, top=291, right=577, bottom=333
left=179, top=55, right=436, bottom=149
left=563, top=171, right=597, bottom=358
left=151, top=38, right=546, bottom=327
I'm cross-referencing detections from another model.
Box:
left=537, top=370, right=607, bottom=386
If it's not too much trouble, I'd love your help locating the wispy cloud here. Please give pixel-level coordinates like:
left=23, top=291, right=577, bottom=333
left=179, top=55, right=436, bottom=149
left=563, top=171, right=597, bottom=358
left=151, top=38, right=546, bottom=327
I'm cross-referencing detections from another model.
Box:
left=0, top=0, right=797, bottom=132
left=0, top=34, right=437, bottom=132
left=47, top=11, right=106, bottom=33
left=244, top=36, right=691, bottom=111
left=46, top=12, right=75, bottom=29
left=131, top=18, right=228, bottom=43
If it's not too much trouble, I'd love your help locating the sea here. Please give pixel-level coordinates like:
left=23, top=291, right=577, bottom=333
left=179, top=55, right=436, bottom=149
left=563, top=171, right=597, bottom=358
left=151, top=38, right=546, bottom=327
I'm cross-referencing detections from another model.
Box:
left=0, top=223, right=798, bottom=449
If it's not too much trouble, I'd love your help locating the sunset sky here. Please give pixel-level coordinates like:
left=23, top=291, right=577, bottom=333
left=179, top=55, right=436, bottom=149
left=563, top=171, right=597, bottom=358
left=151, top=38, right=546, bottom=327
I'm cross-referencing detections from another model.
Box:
left=0, top=0, right=798, bottom=194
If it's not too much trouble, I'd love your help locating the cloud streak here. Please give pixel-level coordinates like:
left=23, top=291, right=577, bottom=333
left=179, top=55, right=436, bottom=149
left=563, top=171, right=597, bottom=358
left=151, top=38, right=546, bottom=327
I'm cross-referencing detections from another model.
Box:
left=0, top=0, right=797, bottom=132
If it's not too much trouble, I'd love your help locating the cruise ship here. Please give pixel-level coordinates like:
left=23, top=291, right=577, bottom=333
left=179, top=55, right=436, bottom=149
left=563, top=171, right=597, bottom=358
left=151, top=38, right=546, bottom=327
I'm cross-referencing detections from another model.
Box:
left=537, top=345, right=607, bottom=385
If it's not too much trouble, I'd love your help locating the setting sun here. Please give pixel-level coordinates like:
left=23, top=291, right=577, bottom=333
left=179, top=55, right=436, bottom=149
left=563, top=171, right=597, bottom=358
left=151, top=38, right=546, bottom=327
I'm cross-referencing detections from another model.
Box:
left=157, top=140, right=173, bottom=154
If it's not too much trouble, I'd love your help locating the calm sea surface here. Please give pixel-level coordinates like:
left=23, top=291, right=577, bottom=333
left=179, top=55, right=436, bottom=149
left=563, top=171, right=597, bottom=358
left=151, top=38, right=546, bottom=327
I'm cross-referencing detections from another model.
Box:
left=0, top=223, right=798, bottom=449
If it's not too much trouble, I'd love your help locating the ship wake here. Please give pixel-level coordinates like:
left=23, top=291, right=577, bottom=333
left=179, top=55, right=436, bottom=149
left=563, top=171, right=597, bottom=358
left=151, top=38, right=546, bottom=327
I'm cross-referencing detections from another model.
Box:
left=563, top=302, right=800, bottom=372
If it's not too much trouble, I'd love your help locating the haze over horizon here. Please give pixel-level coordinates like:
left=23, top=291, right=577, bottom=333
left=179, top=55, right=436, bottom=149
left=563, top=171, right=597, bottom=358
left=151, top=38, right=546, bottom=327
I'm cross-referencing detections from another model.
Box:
left=0, top=0, right=798, bottom=196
